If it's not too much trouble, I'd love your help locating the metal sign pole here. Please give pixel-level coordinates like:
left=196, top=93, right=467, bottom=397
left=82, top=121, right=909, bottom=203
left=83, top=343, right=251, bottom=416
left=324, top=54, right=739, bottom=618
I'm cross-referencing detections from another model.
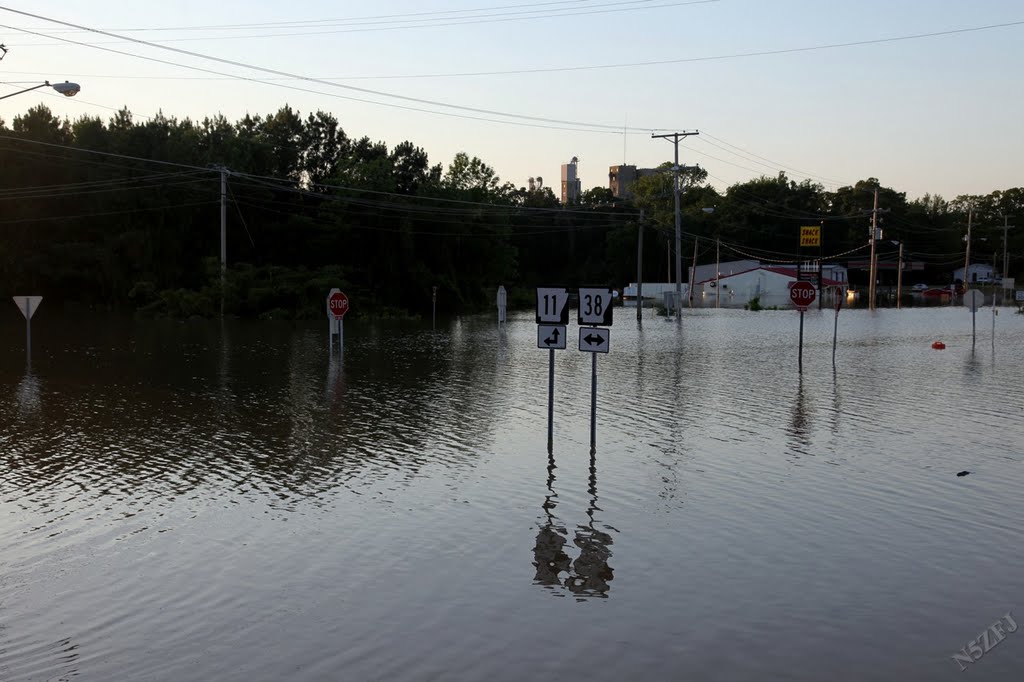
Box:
left=547, top=348, right=555, bottom=454
left=972, top=310, right=976, bottom=350
left=590, top=350, right=598, bottom=451
left=798, top=310, right=805, bottom=373
left=832, top=307, right=839, bottom=368
left=25, top=297, right=31, bottom=366
left=339, top=318, right=344, bottom=356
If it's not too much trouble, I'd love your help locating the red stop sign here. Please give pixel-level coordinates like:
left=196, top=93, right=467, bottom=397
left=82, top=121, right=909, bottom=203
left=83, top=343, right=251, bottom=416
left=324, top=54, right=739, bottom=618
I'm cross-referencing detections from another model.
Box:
left=789, top=281, right=816, bottom=311
left=328, top=291, right=349, bottom=320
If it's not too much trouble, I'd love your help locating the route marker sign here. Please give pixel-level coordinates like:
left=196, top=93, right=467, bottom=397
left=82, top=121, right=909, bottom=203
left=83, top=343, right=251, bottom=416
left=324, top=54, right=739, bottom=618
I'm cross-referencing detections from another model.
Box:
left=577, top=287, right=614, bottom=326
left=578, top=327, right=610, bottom=353
left=789, top=281, right=816, bottom=311
left=536, top=287, right=569, bottom=324
left=537, top=324, right=567, bottom=350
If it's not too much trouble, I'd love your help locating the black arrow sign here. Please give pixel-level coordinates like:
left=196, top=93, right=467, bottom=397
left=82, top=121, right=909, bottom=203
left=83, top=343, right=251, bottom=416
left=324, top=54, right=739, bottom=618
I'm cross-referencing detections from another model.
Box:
left=584, top=333, right=604, bottom=346
left=544, top=328, right=561, bottom=346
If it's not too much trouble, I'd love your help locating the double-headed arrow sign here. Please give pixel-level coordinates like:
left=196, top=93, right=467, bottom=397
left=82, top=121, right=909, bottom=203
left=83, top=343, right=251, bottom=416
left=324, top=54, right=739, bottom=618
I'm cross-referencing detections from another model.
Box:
left=578, top=327, right=610, bottom=353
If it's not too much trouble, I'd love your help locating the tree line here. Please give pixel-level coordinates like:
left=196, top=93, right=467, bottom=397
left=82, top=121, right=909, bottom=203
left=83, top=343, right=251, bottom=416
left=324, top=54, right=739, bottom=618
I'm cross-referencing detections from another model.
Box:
left=1, top=104, right=1020, bottom=318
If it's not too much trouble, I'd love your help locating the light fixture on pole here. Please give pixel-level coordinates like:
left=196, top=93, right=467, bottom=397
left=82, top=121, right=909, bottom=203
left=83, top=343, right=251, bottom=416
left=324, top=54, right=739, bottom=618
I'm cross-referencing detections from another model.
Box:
left=0, top=80, right=81, bottom=101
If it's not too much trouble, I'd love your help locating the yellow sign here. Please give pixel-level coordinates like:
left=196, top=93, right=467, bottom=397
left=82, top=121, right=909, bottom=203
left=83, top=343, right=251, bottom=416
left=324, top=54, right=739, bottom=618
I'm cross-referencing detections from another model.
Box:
left=800, top=225, right=821, bottom=247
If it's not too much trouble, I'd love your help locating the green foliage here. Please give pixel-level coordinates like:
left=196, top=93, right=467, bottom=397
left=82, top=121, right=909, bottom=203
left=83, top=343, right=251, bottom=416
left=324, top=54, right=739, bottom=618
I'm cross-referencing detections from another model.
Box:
left=1, top=103, right=1021, bottom=319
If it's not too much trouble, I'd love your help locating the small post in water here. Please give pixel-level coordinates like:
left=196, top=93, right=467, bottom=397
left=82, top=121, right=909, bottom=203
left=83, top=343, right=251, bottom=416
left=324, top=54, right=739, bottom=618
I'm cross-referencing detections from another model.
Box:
left=832, top=286, right=843, bottom=367
left=497, top=285, right=507, bottom=326
left=432, top=286, right=437, bottom=331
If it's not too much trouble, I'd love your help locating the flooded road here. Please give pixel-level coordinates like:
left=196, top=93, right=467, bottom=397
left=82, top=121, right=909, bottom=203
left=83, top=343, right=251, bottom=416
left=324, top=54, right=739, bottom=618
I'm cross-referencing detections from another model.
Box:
left=1, top=307, right=1022, bottom=680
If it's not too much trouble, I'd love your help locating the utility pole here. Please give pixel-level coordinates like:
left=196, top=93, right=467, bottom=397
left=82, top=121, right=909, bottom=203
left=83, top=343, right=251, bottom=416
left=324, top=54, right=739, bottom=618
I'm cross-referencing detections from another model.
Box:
left=869, top=187, right=879, bottom=311
left=689, top=237, right=699, bottom=306
left=220, top=167, right=228, bottom=318
left=652, top=131, right=698, bottom=319
left=963, top=205, right=973, bottom=297
left=636, top=209, right=644, bottom=322
left=896, top=242, right=904, bottom=309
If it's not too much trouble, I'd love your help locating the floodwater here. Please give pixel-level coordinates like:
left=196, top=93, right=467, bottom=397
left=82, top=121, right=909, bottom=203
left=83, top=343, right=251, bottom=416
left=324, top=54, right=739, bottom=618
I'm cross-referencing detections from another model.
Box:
left=1, top=306, right=1023, bottom=681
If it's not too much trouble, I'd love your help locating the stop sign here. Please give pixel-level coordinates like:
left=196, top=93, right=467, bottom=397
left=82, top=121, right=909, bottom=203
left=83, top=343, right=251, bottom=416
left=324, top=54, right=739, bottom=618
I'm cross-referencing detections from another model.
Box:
left=789, top=281, right=816, bottom=311
left=327, top=290, right=349, bottom=320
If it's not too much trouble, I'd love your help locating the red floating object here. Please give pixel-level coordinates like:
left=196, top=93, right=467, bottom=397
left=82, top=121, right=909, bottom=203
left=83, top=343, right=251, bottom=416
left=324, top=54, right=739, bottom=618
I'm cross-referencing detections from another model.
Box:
left=931, top=341, right=946, bottom=350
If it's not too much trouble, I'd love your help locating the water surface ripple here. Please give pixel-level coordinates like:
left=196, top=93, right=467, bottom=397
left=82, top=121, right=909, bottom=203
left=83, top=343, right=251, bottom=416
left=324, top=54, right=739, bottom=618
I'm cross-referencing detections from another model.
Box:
left=1, top=308, right=1022, bottom=680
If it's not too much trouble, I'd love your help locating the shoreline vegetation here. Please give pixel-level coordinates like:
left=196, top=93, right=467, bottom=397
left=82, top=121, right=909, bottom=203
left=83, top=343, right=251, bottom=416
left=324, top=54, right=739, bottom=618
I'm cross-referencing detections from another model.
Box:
left=1, top=104, right=1020, bottom=319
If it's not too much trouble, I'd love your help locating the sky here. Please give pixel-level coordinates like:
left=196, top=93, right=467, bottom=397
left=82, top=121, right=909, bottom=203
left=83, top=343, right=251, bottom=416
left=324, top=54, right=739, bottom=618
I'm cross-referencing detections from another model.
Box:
left=0, top=0, right=1021, bottom=200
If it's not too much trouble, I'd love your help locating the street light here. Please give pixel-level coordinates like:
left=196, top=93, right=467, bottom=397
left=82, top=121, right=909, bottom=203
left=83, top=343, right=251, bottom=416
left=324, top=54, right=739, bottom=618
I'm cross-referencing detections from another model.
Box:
left=0, top=80, right=81, bottom=101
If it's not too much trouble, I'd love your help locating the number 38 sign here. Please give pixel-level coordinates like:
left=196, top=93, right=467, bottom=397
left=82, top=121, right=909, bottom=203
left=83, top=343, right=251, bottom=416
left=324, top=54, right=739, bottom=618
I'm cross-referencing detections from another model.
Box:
left=578, top=287, right=614, bottom=326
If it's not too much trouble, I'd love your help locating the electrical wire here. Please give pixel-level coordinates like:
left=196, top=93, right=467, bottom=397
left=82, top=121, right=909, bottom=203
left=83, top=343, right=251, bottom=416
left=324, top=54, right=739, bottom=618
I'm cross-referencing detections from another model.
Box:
left=0, top=199, right=219, bottom=225
left=13, top=17, right=1022, bottom=81
left=17, top=1, right=719, bottom=44
left=0, top=7, right=674, bottom=133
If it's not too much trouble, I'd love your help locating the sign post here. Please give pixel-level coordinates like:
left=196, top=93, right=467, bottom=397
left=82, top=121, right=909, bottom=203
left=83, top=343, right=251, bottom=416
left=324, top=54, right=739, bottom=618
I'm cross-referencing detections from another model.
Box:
left=537, top=288, right=570, bottom=454
left=326, top=289, right=349, bottom=357
left=964, top=289, right=984, bottom=349
left=832, top=286, right=843, bottom=367
left=790, top=281, right=816, bottom=373
left=497, top=285, right=507, bottom=326
left=13, top=296, right=42, bottom=366
left=578, top=288, right=614, bottom=452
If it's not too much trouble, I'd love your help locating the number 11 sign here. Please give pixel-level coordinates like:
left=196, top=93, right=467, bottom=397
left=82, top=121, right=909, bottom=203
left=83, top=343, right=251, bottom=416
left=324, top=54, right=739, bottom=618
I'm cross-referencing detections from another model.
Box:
left=536, top=287, right=569, bottom=324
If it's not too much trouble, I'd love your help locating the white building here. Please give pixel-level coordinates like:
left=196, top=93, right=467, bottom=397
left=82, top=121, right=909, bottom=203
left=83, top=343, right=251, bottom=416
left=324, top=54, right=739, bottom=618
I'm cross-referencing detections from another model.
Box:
left=953, top=263, right=998, bottom=284
left=695, top=266, right=845, bottom=307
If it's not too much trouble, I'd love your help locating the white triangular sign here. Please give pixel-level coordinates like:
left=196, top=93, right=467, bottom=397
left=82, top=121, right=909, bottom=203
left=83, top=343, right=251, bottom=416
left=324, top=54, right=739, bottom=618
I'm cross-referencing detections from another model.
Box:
left=13, top=296, right=43, bottom=320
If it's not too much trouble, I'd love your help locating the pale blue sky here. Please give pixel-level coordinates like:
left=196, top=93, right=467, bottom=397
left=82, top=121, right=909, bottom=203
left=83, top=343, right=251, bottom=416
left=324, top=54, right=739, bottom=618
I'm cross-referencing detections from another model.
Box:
left=1, top=0, right=1021, bottom=199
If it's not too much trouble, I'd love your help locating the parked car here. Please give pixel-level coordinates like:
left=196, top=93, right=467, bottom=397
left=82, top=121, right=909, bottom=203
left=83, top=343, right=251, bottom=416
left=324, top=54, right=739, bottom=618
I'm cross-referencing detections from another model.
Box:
left=912, top=283, right=928, bottom=291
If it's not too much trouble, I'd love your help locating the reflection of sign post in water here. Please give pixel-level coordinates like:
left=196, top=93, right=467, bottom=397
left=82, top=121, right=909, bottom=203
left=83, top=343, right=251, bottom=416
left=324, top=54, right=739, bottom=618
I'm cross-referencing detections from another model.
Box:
left=537, top=288, right=569, bottom=454
left=13, top=296, right=42, bottom=365
left=790, top=281, right=815, bottom=373
left=326, top=288, right=349, bottom=357
left=578, top=288, right=613, bottom=452
left=964, top=289, right=984, bottom=349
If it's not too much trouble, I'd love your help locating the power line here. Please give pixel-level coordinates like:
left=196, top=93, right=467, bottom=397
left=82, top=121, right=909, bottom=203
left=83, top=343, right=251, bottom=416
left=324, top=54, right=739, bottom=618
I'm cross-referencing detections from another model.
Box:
left=11, top=18, right=1023, bottom=82
left=0, top=199, right=219, bottom=225
left=17, top=0, right=612, bottom=31
left=0, top=7, right=672, bottom=133
left=17, top=1, right=719, bottom=43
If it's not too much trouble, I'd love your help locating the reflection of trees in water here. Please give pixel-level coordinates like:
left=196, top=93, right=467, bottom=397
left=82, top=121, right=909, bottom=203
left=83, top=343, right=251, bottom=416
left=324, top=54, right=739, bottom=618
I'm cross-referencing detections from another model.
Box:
left=0, top=320, right=510, bottom=511
left=533, top=451, right=614, bottom=599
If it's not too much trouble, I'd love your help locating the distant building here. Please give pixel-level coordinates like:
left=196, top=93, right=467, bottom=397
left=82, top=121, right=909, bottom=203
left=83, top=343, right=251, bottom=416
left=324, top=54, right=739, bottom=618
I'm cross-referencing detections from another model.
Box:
left=561, top=157, right=581, bottom=204
left=953, top=263, right=998, bottom=284
left=624, top=260, right=849, bottom=308
left=608, top=164, right=657, bottom=200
